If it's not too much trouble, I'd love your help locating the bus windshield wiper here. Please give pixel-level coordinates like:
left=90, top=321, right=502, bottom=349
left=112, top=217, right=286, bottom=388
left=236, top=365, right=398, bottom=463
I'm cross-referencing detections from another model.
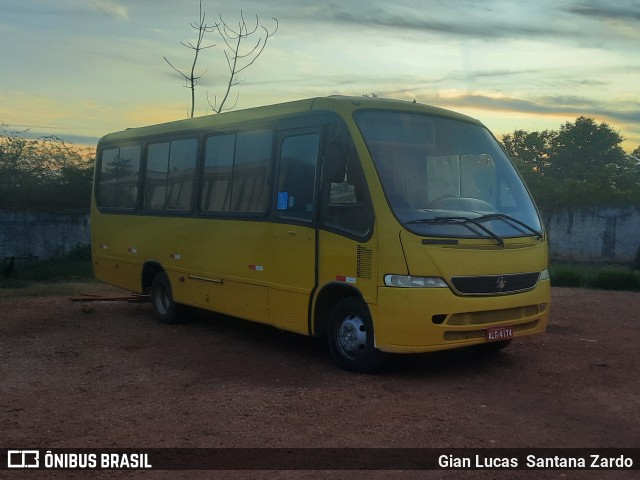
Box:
left=475, top=213, right=543, bottom=240
left=406, top=216, right=505, bottom=247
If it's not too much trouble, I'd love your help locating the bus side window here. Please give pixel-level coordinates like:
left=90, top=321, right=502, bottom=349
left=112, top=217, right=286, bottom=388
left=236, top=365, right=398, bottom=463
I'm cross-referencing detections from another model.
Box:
left=201, top=134, right=235, bottom=213
left=165, top=139, right=197, bottom=211
left=232, top=130, right=272, bottom=214
left=322, top=137, right=373, bottom=238
left=277, top=132, right=320, bottom=223
left=97, top=145, right=141, bottom=210
left=144, top=138, right=197, bottom=212
left=144, top=142, right=170, bottom=210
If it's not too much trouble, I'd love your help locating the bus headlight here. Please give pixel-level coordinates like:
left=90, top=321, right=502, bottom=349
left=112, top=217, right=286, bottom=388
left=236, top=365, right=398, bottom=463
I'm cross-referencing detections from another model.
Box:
left=384, top=275, right=449, bottom=288
left=539, top=269, right=550, bottom=281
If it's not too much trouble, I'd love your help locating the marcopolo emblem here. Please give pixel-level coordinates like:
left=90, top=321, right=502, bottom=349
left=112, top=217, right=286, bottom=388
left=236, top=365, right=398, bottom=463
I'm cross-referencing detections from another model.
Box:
left=496, top=276, right=507, bottom=292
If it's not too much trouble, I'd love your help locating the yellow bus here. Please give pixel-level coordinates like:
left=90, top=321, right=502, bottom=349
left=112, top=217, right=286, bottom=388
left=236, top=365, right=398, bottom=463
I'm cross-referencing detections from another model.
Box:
left=92, top=96, right=550, bottom=372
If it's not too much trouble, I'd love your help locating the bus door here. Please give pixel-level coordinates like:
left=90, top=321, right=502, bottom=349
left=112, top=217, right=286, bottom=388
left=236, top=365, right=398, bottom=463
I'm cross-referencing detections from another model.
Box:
left=317, top=130, right=377, bottom=305
left=268, top=129, right=322, bottom=334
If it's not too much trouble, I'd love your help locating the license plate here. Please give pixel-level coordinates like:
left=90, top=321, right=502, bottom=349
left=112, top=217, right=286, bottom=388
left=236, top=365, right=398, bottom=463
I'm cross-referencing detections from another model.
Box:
left=486, top=325, right=513, bottom=342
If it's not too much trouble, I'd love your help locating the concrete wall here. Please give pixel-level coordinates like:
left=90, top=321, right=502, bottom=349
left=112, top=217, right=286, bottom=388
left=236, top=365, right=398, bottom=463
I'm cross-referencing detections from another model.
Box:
left=1, top=207, right=639, bottom=265
left=540, top=206, right=640, bottom=265
left=0, top=210, right=90, bottom=260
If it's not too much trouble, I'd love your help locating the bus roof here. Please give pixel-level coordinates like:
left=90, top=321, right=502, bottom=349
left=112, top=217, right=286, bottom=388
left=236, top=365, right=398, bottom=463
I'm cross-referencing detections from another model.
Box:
left=97, top=96, right=482, bottom=146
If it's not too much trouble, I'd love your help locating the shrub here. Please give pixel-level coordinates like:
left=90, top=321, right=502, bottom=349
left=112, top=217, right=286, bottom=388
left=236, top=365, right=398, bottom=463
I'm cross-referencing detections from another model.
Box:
left=550, top=263, right=640, bottom=291
left=591, top=269, right=640, bottom=291
left=549, top=265, right=589, bottom=288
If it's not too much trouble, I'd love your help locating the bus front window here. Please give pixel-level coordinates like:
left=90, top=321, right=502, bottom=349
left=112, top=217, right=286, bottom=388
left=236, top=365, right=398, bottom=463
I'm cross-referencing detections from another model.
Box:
left=354, top=110, right=542, bottom=240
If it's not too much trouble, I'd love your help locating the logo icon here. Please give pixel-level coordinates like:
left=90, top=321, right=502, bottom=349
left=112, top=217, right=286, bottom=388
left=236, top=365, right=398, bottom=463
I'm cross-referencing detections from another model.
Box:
left=7, top=450, right=40, bottom=468
left=496, top=277, right=507, bottom=292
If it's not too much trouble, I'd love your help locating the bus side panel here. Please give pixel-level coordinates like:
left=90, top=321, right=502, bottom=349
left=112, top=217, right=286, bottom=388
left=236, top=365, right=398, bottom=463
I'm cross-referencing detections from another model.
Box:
left=317, top=230, right=378, bottom=305
left=92, top=257, right=143, bottom=293
left=268, top=288, right=309, bottom=335
left=93, top=210, right=320, bottom=332
left=162, top=217, right=275, bottom=324
left=216, top=280, right=270, bottom=324
left=92, top=212, right=149, bottom=293
left=264, top=222, right=317, bottom=334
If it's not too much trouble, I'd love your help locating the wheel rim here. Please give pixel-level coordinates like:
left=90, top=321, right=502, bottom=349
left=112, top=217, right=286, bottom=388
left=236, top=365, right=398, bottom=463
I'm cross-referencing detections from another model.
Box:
left=336, top=313, right=367, bottom=359
left=154, top=283, right=170, bottom=316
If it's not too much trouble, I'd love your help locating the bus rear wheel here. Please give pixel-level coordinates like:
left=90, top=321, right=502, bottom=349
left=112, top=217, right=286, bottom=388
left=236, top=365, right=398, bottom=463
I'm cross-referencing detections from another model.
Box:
left=150, top=271, right=183, bottom=324
left=328, top=297, right=383, bottom=373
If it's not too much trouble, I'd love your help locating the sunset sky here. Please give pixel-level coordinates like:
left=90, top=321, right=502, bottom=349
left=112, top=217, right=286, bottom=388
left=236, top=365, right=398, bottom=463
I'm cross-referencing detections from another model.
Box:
left=1, top=0, right=639, bottom=151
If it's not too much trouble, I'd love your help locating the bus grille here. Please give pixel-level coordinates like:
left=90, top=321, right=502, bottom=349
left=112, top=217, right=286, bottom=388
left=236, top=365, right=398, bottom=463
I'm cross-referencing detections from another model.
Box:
left=357, top=245, right=373, bottom=279
left=445, top=305, right=542, bottom=326
left=450, top=272, right=540, bottom=295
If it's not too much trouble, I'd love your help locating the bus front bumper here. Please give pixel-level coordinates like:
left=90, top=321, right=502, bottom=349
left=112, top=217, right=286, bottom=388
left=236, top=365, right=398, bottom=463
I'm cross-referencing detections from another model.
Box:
left=373, top=280, right=550, bottom=354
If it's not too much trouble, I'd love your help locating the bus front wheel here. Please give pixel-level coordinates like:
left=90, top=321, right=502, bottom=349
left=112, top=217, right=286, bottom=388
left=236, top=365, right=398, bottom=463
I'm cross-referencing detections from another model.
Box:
left=328, top=297, right=383, bottom=373
left=150, top=271, right=182, bottom=324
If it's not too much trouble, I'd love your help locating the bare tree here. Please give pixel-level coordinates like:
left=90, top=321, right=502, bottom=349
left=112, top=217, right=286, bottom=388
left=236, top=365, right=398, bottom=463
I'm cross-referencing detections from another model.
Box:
left=164, top=0, right=216, bottom=118
left=165, top=3, right=278, bottom=117
left=208, top=11, right=278, bottom=114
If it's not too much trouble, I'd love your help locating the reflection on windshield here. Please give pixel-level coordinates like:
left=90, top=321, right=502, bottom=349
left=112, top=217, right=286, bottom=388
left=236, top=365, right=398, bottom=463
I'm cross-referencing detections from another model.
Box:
left=354, top=110, right=543, bottom=240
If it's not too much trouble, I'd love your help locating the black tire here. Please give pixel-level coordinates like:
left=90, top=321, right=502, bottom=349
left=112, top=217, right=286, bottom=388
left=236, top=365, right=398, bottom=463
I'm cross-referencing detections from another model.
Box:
left=328, top=297, right=384, bottom=373
left=150, top=271, right=183, bottom=324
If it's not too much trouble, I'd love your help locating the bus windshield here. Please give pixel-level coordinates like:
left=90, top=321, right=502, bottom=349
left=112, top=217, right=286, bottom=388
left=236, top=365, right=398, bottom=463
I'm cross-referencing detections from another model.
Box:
left=354, top=110, right=542, bottom=241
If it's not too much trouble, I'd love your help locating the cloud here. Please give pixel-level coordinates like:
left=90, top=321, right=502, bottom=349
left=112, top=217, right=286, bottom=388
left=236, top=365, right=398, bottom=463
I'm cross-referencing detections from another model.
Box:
left=429, top=92, right=640, bottom=126
left=0, top=0, right=130, bottom=21
left=273, top=0, right=575, bottom=43
left=324, top=3, right=557, bottom=40
left=566, top=1, right=640, bottom=21
left=87, top=0, right=129, bottom=21
left=270, top=0, right=640, bottom=52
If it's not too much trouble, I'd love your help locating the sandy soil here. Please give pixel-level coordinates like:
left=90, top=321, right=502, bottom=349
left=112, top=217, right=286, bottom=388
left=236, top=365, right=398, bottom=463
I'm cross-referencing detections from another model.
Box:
left=1, top=287, right=639, bottom=479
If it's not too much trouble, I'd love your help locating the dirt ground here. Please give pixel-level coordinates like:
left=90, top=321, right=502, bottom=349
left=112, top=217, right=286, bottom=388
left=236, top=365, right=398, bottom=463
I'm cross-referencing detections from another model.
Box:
left=1, top=286, right=639, bottom=479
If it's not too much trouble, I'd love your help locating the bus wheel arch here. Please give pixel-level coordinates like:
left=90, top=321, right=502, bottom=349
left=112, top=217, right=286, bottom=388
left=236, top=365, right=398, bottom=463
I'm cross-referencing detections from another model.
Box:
left=143, top=262, right=184, bottom=324
left=142, top=261, right=164, bottom=295
left=312, top=283, right=362, bottom=338
left=313, top=284, right=384, bottom=373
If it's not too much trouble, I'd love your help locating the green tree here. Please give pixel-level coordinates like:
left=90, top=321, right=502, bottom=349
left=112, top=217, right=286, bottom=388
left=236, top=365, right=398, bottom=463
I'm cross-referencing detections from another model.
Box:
left=0, top=124, right=95, bottom=213
left=501, top=129, right=555, bottom=201
left=550, top=117, right=637, bottom=204
left=503, top=117, right=640, bottom=206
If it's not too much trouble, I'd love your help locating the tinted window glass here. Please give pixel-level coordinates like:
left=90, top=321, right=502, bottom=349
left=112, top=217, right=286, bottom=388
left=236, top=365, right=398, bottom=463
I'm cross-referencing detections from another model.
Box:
left=98, top=145, right=141, bottom=209
left=322, top=134, right=373, bottom=238
left=277, top=133, right=319, bottom=222
left=144, top=139, right=197, bottom=211
left=355, top=111, right=542, bottom=239
left=232, top=130, right=272, bottom=213
left=202, top=134, right=235, bottom=212
left=144, top=142, right=170, bottom=210
left=166, top=139, right=197, bottom=211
